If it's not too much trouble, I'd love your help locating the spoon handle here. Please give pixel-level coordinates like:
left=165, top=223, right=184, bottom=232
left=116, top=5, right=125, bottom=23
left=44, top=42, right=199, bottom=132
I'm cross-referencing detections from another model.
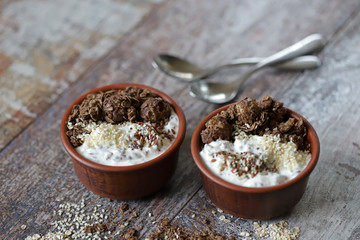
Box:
left=273, top=55, right=321, bottom=70
left=226, top=55, right=321, bottom=70
left=256, top=34, right=325, bottom=69
left=234, top=34, right=325, bottom=91
left=239, top=34, right=325, bottom=82
left=227, top=57, right=264, bottom=66
left=189, top=34, right=325, bottom=104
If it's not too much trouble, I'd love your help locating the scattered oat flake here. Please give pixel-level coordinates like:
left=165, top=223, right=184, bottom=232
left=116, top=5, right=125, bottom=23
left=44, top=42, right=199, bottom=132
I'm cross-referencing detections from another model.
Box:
left=147, top=218, right=233, bottom=239
left=254, top=221, right=300, bottom=240
left=132, top=212, right=139, bottom=218
left=120, top=203, right=129, bottom=212
left=21, top=225, right=27, bottom=230
left=24, top=199, right=242, bottom=240
left=24, top=199, right=119, bottom=240
left=240, top=231, right=250, bottom=237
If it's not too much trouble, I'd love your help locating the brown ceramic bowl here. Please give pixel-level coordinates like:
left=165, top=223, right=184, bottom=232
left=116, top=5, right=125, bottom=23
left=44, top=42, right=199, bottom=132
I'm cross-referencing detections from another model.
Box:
left=60, top=83, right=186, bottom=200
left=191, top=104, right=320, bottom=219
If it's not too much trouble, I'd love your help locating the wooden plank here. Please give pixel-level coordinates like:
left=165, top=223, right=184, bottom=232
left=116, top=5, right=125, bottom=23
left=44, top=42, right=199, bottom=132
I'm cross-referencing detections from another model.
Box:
left=0, top=85, right=203, bottom=238
left=171, top=7, right=360, bottom=240
left=1, top=0, right=360, bottom=239
left=0, top=0, right=162, bottom=150
left=75, top=0, right=360, bottom=129
left=275, top=14, right=360, bottom=240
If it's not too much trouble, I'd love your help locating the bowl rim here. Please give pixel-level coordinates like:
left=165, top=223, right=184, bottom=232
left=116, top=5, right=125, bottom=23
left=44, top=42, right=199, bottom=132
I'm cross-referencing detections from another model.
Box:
left=191, top=103, right=320, bottom=193
left=60, top=83, right=186, bottom=172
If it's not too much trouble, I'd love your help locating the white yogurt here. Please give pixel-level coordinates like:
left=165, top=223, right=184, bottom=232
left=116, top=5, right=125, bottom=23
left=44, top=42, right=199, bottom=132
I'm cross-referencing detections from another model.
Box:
left=200, top=131, right=311, bottom=187
left=70, top=110, right=179, bottom=166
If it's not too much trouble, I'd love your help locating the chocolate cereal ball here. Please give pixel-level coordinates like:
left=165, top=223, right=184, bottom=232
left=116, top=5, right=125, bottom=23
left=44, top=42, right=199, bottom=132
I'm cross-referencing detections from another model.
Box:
left=201, top=116, right=233, bottom=144
left=140, top=97, right=171, bottom=123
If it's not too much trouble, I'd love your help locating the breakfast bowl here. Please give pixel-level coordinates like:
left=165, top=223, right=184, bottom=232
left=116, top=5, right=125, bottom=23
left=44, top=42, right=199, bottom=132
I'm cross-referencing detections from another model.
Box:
left=60, top=83, right=186, bottom=200
left=191, top=97, right=320, bottom=219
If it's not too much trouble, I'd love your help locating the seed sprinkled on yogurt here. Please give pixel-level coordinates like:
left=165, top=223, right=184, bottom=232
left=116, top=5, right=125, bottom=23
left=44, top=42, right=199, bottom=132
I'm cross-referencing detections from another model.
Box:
left=66, top=87, right=179, bottom=166
left=200, top=96, right=311, bottom=187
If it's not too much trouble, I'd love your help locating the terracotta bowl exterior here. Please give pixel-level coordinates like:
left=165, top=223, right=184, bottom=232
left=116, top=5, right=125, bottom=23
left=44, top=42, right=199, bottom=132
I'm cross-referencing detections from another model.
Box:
left=191, top=104, right=320, bottom=219
left=60, top=83, right=186, bottom=200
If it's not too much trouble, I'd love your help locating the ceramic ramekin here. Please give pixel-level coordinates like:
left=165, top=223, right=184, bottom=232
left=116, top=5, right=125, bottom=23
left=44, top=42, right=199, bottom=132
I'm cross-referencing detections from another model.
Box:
left=191, top=104, right=319, bottom=219
left=60, top=83, right=186, bottom=200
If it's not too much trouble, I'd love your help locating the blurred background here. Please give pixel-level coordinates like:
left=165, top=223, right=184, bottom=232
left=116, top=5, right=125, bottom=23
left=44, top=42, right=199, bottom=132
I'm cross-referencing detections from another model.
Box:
left=1, top=0, right=360, bottom=239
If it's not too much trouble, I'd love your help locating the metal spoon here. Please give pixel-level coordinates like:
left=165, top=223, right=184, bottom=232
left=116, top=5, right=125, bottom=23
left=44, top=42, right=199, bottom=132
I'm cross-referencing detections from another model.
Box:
left=153, top=54, right=321, bottom=82
left=189, top=34, right=325, bottom=104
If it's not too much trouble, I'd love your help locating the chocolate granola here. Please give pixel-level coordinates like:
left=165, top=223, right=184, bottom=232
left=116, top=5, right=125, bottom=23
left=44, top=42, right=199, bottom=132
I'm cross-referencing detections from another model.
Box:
left=201, top=96, right=309, bottom=151
left=147, top=218, right=233, bottom=240
left=66, top=87, right=172, bottom=147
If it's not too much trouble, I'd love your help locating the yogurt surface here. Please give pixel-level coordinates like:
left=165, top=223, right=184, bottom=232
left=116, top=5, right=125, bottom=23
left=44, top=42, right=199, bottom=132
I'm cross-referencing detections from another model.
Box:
left=200, top=131, right=311, bottom=187
left=69, top=110, right=179, bottom=166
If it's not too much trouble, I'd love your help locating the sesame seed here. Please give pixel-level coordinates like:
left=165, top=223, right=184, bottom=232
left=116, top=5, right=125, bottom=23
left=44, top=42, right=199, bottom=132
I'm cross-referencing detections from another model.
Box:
left=240, top=231, right=250, bottom=237
left=253, top=221, right=300, bottom=240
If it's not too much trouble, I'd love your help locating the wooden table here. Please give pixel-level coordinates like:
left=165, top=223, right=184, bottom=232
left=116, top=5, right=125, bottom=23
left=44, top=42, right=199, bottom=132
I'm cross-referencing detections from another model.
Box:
left=1, top=0, right=360, bottom=239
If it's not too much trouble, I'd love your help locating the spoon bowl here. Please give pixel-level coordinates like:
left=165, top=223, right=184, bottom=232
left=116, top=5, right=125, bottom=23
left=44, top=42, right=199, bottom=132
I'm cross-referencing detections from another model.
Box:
left=189, top=81, right=238, bottom=104
left=152, top=54, right=206, bottom=80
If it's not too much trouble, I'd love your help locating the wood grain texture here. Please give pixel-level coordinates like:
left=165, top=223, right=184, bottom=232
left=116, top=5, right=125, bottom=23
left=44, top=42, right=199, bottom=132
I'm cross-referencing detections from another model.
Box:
left=0, top=0, right=162, bottom=150
left=172, top=11, right=360, bottom=240
left=1, top=0, right=360, bottom=239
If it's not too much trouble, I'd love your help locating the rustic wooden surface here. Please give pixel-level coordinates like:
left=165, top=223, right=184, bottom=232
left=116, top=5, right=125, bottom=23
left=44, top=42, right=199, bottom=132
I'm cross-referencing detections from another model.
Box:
left=1, top=0, right=360, bottom=239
